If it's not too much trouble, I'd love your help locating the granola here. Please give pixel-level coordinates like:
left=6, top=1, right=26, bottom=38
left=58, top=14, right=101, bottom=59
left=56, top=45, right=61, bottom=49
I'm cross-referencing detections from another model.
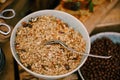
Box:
left=15, top=15, right=86, bottom=75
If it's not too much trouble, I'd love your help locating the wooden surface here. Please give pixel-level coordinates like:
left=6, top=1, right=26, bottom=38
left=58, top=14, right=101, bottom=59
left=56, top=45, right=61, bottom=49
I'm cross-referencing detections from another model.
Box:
left=0, top=0, right=13, bottom=12
left=84, top=0, right=118, bottom=33
left=0, top=0, right=120, bottom=80
left=0, top=0, right=14, bottom=80
left=0, top=0, right=14, bottom=44
left=55, top=0, right=119, bottom=34
left=96, top=1, right=120, bottom=27
left=0, top=42, right=15, bottom=80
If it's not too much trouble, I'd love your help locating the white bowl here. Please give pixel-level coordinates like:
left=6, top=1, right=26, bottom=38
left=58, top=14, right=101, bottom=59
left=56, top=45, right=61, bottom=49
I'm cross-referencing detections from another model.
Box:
left=78, top=32, right=120, bottom=80
left=10, top=10, right=90, bottom=80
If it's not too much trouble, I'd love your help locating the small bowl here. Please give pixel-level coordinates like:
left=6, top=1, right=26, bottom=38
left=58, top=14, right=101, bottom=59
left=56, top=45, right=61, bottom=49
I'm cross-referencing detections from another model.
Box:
left=10, top=10, right=90, bottom=80
left=78, top=32, right=120, bottom=80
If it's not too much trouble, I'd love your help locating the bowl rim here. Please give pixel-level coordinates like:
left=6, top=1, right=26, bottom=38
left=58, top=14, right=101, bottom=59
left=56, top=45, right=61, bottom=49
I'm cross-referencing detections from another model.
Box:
left=10, top=10, right=90, bottom=79
left=78, top=32, right=120, bottom=80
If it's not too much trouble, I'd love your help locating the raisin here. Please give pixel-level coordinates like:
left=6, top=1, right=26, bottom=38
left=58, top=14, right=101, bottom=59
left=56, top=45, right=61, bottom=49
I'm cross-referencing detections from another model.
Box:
left=22, top=22, right=32, bottom=28
left=64, top=64, right=70, bottom=70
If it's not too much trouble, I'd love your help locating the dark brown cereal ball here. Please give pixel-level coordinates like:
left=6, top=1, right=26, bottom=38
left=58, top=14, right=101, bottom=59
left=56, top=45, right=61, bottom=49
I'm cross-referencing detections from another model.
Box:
left=81, top=37, right=120, bottom=80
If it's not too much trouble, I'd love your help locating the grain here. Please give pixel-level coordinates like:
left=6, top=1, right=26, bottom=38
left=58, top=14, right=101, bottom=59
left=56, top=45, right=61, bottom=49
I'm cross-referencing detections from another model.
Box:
left=15, top=15, right=86, bottom=75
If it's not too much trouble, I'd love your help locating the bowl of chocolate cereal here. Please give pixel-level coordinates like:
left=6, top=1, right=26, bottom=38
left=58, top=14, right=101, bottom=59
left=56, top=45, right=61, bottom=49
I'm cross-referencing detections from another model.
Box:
left=10, top=10, right=90, bottom=79
left=78, top=32, right=120, bottom=80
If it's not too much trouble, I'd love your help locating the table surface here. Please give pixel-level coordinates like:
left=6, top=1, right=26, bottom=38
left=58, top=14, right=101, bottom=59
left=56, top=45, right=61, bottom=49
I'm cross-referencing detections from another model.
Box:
left=0, top=0, right=120, bottom=80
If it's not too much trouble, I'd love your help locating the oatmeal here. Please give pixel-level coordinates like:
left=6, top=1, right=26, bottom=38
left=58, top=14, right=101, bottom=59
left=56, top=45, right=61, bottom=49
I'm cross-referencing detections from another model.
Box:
left=15, top=15, right=86, bottom=75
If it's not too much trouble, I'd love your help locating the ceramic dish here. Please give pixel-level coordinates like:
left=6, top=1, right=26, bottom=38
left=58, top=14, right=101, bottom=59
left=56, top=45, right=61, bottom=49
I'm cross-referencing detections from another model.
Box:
left=10, top=10, right=90, bottom=80
left=78, top=32, right=120, bottom=80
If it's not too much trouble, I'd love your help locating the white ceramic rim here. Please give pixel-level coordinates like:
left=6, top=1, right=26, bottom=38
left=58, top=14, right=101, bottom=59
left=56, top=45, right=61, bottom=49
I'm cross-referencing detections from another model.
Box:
left=78, top=32, right=120, bottom=80
left=10, top=10, right=90, bottom=79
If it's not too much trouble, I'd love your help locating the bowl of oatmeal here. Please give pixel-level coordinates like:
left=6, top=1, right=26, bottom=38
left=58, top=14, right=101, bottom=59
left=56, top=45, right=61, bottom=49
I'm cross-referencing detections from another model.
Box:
left=10, top=10, right=90, bottom=79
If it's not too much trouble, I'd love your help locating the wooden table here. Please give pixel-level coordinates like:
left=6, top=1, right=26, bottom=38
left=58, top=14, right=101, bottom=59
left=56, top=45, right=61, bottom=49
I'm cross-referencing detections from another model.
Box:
left=0, top=0, right=120, bottom=80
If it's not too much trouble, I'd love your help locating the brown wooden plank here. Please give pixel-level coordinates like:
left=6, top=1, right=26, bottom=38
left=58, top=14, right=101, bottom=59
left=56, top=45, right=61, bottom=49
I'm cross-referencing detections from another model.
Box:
left=55, top=0, right=119, bottom=34
left=0, top=41, right=15, bottom=80
left=0, top=0, right=15, bottom=80
left=0, top=0, right=14, bottom=44
left=84, top=0, right=118, bottom=33
left=96, top=1, right=120, bottom=27
left=0, top=0, right=13, bottom=12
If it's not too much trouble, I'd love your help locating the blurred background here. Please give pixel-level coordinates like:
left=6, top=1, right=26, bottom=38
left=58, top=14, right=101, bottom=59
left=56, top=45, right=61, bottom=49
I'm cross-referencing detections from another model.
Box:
left=6, top=0, right=61, bottom=26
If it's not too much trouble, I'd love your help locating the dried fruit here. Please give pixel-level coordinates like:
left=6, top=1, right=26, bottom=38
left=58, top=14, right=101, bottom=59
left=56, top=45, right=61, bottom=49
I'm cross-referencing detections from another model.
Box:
left=64, top=64, right=70, bottom=70
left=22, top=22, right=32, bottom=28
